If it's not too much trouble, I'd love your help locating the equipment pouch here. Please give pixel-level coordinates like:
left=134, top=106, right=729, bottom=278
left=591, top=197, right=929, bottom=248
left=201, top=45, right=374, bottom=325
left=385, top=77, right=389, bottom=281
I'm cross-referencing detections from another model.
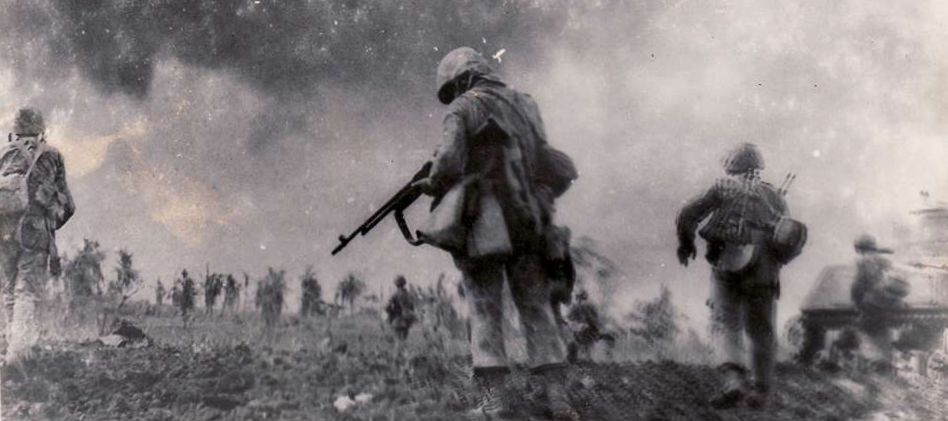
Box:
left=466, top=186, right=513, bottom=259
left=770, top=216, right=807, bottom=264
left=417, top=177, right=473, bottom=254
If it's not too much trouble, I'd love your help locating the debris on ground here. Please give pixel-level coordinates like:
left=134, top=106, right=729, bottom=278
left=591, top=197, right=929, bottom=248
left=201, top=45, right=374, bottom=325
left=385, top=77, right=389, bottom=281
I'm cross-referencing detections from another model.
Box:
left=97, top=321, right=151, bottom=348
left=3, top=340, right=940, bottom=420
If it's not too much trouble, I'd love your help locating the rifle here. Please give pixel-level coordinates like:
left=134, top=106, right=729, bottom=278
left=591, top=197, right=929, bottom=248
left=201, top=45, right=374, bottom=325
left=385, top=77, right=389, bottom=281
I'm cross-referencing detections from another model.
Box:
left=331, top=161, right=432, bottom=255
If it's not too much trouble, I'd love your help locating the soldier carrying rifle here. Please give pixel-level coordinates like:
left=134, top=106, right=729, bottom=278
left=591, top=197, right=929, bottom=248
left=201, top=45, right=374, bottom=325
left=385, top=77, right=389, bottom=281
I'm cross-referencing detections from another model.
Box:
left=412, top=47, right=579, bottom=419
left=0, top=108, right=74, bottom=363
left=331, top=47, right=578, bottom=419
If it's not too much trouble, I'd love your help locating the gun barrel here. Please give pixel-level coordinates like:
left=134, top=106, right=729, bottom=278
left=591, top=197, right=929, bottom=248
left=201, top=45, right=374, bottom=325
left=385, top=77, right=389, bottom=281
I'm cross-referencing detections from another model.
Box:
left=329, top=162, right=431, bottom=256
left=331, top=236, right=351, bottom=255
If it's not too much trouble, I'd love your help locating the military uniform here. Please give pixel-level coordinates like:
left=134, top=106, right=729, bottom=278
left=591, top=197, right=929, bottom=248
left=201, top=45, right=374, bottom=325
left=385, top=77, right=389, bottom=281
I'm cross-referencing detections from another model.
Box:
left=1, top=108, right=74, bottom=362
left=676, top=143, right=786, bottom=408
left=566, top=293, right=615, bottom=362
left=850, top=235, right=903, bottom=365
left=421, top=47, right=578, bottom=419
left=386, top=281, right=416, bottom=341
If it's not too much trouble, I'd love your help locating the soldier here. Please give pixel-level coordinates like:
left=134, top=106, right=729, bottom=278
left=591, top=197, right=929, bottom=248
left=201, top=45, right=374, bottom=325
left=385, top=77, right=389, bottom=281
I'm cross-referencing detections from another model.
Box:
left=850, top=235, right=905, bottom=369
left=385, top=275, right=416, bottom=342
left=223, top=274, right=240, bottom=314
left=0, top=108, right=74, bottom=363
left=155, top=279, right=166, bottom=315
left=676, top=143, right=788, bottom=409
left=170, top=280, right=181, bottom=311
left=566, top=290, right=616, bottom=363
left=850, top=235, right=893, bottom=306
left=415, top=47, right=579, bottom=419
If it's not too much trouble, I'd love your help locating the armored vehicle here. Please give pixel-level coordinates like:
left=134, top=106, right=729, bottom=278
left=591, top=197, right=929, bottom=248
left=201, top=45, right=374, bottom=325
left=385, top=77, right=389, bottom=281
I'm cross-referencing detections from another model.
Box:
left=798, top=202, right=948, bottom=363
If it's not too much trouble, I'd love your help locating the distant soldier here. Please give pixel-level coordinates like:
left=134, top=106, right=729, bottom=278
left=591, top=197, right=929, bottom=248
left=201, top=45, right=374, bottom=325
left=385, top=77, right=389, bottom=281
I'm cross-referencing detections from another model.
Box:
left=415, top=47, right=579, bottom=419
left=299, top=270, right=321, bottom=317
left=566, top=290, right=616, bottom=363
left=676, top=143, right=791, bottom=409
left=203, top=273, right=223, bottom=315
left=223, top=274, right=240, bottom=314
left=170, top=280, right=181, bottom=310
left=155, top=279, right=166, bottom=314
left=0, top=108, right=74, bottom=362
left=851, top=235, right=893, bottom=306
left=850, top=235, right=906, bottom=368
left=385, top=275, right=416, bottom=342
left=176, top=270, right=196, bottom=325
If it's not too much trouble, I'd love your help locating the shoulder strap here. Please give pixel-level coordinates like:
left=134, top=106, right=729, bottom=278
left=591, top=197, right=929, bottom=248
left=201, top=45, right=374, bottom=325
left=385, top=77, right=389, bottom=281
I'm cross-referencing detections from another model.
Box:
left=23, top=143, right=48, bottom=181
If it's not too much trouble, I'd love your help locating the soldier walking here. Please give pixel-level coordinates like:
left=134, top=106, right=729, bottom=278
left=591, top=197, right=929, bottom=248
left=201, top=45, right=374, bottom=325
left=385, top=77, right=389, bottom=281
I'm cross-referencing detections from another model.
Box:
left=415, top=47, right=579, bottom=419
left=385, top=275, right=416, bottom=344
left=566, top=290, right=616, bottom=363
left=155, top=279, right=166, bottom=315
left=850, top=234, right=905, bottom=369
left=0, top=108, right=74, bottom=363
left=676, top=143, right=791, bottom=409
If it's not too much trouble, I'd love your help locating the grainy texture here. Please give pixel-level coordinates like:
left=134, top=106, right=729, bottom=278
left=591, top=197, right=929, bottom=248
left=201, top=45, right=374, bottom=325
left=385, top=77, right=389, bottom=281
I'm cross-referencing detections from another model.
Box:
left=1, top=312, right=943, bottom=421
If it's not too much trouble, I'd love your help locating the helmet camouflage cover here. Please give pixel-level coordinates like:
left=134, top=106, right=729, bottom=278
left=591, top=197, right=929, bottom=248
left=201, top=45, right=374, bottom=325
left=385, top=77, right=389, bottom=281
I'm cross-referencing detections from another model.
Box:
left=435, top=47, right=499, bottom=104
left=14, top=107, right=45, bottom=136
left=854, top=234, right=893, bottom=254
left=722, top=142, right=764, bottom=174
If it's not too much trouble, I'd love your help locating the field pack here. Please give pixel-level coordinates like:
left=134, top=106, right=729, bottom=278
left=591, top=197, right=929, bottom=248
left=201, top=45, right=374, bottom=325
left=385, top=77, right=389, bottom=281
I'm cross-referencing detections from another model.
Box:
left=0, top=136, right=44, bottom=220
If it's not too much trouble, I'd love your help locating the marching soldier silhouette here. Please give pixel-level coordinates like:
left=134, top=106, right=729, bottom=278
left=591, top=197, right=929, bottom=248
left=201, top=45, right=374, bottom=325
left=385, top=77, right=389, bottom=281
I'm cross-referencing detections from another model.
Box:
left=676, top=143, right=805, bottom=409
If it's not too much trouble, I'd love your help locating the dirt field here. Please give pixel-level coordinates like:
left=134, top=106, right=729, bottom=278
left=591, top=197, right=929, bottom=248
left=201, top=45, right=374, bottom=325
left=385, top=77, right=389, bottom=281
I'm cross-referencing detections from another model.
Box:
left=1, top=311, right=944, bottom=420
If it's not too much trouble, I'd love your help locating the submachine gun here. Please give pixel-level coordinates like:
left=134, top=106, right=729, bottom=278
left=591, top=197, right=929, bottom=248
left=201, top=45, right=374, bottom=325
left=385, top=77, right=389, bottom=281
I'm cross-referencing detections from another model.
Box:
left=331, top=162, right=432, bottom=256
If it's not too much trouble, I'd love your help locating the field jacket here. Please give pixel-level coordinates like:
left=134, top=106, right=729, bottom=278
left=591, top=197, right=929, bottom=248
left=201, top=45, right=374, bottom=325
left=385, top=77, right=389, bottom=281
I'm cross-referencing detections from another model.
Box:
left=425, top=80, right=576, bottom=256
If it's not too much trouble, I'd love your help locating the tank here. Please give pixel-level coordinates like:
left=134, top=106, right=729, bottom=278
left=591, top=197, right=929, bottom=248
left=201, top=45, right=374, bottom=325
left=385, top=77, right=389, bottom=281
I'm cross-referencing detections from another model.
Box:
left=797, top=202, right=948, bottom=363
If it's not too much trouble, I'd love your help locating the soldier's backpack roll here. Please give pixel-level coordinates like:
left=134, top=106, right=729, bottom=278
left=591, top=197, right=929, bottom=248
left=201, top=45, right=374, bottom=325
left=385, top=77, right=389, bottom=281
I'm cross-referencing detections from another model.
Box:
left=771, top=216, right=807, bottom=264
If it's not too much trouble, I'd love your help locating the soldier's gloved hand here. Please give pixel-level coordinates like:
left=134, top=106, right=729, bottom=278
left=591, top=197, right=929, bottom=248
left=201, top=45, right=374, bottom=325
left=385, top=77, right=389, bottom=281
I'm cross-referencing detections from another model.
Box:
left=677, top=243, right=697, bottom=266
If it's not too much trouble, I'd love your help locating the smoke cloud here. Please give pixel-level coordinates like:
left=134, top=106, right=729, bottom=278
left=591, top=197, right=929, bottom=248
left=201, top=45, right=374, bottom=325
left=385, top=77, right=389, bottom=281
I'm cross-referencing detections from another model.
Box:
left=0, top=0, right=945, bottom=328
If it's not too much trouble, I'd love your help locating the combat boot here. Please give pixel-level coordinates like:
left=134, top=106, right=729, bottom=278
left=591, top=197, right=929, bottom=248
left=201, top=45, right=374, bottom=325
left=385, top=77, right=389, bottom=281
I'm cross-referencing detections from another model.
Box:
left=545, top=381, right=580, bottom=421
left=745, top=384, right=769, bottom=409
left=710, top=363, right=748, bottom=409
left=467, top=367, right=516, bottom=419
left=532, top=363, right=579, bottom=421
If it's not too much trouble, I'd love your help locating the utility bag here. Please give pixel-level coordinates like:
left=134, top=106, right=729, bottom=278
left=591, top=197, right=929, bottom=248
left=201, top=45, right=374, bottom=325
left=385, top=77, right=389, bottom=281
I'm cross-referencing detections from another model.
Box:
left=771, top=216, right=807, bottom=264
left=0, top=138, right=43, bottom=217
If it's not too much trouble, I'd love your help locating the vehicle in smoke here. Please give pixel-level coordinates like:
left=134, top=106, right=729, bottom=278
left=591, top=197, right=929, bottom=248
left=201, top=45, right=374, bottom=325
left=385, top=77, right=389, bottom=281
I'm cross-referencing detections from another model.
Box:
left=797, top=202, right=948, bottom=364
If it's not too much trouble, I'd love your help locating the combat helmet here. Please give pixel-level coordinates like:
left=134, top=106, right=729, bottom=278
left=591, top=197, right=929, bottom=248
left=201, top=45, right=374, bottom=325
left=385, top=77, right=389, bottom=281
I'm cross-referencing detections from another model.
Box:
left=436, top=47, right=500, bottom=104
left=14, top=107, right=45, bottom=136
left=854, top=234, right=893, bottom=255
left=722, top=142, right=764, bottom=174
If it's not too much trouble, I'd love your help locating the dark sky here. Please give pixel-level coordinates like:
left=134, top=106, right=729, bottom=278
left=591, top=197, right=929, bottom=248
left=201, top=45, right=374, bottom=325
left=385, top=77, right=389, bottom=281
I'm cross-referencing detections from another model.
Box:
left=0, top=0, right=945, bottom=326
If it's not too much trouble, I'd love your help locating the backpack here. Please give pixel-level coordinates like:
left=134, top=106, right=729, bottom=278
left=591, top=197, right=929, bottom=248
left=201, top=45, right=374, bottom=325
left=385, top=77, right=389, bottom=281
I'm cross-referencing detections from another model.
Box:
left=0, top=136, right=44, bottom=218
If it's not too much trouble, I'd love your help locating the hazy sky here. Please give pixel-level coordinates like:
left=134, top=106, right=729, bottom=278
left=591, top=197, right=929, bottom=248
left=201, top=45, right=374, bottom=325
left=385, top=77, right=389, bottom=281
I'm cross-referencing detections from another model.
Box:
left=0, top=0, right=945, bottom=325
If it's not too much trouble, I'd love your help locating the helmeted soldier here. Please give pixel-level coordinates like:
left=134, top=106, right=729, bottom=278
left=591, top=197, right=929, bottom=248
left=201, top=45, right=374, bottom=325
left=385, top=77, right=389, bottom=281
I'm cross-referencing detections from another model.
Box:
left=676, top=143, right=788, bottom=409
left=850, top=234, right=905, bottom=368
left=385, top=275, right=416, bottom=342
left=155, top=279, right=166, bottom=314
left=415, top=47, right=579, bottom=419
left=850, top=234, right=893, bottom=306
left=0, top=107, right=74, bottom=362
left=566, top=290, right=615, bottom=363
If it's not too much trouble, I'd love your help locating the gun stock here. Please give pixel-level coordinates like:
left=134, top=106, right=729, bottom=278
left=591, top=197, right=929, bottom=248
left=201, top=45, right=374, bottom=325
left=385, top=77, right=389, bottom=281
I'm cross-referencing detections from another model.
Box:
left=331, top=162, right=432, bottom=256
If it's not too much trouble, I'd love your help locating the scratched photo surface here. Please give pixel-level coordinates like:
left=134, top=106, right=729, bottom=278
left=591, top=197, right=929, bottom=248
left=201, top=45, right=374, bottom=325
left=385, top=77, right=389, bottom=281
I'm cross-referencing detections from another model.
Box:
left=0, top=1, right=946, bottom=420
